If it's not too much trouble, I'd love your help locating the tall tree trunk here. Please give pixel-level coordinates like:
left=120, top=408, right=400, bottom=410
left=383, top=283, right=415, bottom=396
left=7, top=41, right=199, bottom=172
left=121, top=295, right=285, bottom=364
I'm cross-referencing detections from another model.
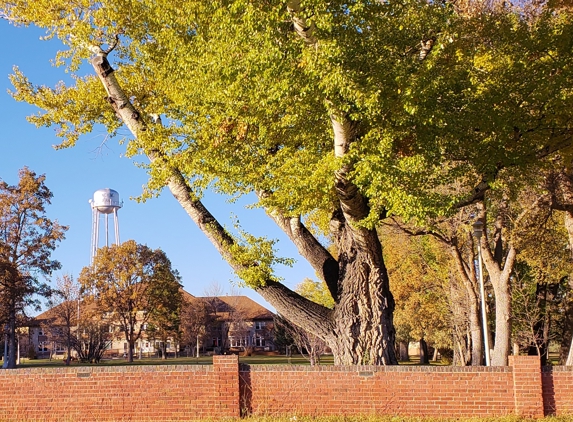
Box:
left=450, top=244, right=483, bottom=365
left=563, top=211, right=573, bottom=364
left=2, top=306, right=16, bottom=369
left=398, top=341, right=410, bottom=362
left=479, top=219, right=516, bottom=367
left=127, top=338, right=134, bottom=363
left=419, top=338, right=429, bottom=364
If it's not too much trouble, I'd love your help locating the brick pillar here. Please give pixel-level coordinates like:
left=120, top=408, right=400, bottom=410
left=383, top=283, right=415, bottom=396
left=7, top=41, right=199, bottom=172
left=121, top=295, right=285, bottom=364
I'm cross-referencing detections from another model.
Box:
left=509, top=355, right=544, bottom=417
left=213, top=355, right=240, bottom=417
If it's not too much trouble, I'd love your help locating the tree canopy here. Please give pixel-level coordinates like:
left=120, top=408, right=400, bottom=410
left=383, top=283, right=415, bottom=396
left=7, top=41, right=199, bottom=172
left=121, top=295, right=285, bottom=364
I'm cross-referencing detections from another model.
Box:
left=3, top=0, right=573, bottom=364
left=79, top=240, right=182, bottom=362
left=0, top=167, right=67, bottom=368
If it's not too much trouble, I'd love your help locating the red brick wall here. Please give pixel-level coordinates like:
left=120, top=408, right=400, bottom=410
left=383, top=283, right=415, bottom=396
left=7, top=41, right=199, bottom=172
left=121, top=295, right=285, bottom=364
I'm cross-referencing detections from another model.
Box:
left=0, top=356, right=238, bottom=422
left=0, top=355, right=571, bottom=420
left=240, top=365, right=516, bottom=417
left=509, top=355, right=544, bottom=417
left=542, top=366, right=573, bottom=416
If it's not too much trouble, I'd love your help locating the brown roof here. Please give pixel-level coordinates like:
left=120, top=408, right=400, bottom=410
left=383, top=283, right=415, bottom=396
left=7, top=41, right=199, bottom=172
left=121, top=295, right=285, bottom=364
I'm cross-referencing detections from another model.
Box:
left=198, top=295, right=274, bottom=320
left=33, top=290, right=273, bottom=324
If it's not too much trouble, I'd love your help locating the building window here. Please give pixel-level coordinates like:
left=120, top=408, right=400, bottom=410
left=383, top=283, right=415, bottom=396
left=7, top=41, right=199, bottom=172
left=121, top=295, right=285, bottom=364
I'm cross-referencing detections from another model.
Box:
left=255, top=321, right=266, bottom=330
left=254, top=336, right=265, bottom=347
left=230, top=337, right=250, bottom=347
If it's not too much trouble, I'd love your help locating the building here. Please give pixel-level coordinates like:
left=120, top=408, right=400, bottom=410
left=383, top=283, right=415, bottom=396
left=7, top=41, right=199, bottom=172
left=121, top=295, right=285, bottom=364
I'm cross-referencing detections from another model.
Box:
left=27, top=290, right=275, bottom=360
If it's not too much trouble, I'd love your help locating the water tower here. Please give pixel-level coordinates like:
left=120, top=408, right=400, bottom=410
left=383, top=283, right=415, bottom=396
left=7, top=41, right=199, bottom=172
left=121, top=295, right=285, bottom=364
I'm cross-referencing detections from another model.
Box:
left=89, top=188, right=122, bottom=263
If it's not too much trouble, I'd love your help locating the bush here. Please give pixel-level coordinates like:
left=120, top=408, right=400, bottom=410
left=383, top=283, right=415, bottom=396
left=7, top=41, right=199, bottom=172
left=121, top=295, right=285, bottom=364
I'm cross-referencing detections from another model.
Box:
left=26, top=346, right=37, bottom=360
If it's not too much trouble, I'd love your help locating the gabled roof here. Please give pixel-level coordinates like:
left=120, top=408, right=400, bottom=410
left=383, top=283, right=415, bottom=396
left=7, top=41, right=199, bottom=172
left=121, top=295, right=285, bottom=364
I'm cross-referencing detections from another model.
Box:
left=33, top=289, right=274, bottom=325
left=199, top=295, right=274, bottom=320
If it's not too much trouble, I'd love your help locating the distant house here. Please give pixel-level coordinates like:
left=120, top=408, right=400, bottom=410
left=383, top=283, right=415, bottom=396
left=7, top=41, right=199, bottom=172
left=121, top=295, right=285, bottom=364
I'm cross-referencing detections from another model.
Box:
left=28, top=290, right=275, bottom=359
left=201, top=295, right=275, bottom=353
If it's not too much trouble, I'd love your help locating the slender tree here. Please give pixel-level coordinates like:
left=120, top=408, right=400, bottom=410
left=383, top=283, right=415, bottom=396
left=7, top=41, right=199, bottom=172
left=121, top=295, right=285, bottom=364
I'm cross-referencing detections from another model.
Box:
left=46, top=274, right=81, bottom=365
left=180, top=296, right=211, bottom=357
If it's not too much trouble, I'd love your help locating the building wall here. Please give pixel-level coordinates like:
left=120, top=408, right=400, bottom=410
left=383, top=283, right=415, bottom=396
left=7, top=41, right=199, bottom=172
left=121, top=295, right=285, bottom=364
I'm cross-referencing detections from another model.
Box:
left=0, top=356, right=570, bottom=421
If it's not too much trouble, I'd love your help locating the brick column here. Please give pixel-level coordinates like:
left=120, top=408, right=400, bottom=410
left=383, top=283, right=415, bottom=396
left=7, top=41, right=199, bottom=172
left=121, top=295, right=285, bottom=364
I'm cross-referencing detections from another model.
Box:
left=213, top=355, right=240, bottom=417
left=509, top=355, right=544, bottom=417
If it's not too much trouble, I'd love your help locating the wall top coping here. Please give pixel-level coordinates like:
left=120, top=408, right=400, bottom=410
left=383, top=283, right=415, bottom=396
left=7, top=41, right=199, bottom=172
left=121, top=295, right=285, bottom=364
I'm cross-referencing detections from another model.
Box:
left=0, top=364, right=213, bottom=376
left=542, top=365, right=573, bottom=372
left=239, top=364, right=512, bottom=373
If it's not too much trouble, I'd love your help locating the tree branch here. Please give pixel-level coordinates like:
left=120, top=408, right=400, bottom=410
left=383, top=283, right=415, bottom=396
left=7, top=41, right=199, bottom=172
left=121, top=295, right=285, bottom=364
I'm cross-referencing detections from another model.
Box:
left=261, top=197, right=339, bottom=299
left=89, top=49, right=335, bottom=336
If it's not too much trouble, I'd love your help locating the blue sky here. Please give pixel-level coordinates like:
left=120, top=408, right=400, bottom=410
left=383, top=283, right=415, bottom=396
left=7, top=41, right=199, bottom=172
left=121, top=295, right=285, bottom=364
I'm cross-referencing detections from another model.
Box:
left=0, top=20, right=316, bottom=313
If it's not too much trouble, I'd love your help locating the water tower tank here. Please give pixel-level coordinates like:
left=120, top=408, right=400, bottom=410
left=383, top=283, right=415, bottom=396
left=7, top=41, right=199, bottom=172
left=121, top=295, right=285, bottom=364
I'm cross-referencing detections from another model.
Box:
left=92, top=188, right=121, bottom=214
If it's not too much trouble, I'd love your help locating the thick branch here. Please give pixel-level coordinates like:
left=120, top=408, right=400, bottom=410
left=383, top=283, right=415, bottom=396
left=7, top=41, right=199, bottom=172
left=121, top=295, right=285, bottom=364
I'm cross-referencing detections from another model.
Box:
left=90, top=51, right=334, bottom=333
left=262, top=202, right=339, bottom=298
left=255, top=281, right=335, bottom=336
left=287, top=0, right=317, bottom=45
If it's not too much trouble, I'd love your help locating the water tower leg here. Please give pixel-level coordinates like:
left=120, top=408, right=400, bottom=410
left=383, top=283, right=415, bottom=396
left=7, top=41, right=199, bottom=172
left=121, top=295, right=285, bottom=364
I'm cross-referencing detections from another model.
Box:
left=113, top=208, right=120, bottom=246
left=105, top=213, right=109, bottom=247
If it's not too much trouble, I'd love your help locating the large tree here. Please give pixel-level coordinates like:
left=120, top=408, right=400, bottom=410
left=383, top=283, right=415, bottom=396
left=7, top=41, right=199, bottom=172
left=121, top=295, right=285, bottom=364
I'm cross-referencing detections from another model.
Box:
left=79, top=240, right=182, bottom=362
left=3, top=0, right=573, bottom=364
left=0, top=168, right=66, bottom=368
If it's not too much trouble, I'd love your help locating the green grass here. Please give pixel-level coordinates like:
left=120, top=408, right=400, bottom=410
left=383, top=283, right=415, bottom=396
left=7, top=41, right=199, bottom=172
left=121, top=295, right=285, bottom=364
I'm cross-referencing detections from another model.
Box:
left=14, top=353, right=453, bottom=368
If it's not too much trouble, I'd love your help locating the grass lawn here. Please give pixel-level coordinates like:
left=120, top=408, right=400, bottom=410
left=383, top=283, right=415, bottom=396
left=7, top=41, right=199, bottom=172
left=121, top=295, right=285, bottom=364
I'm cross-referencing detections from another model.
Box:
left=13, top=353, right=454, bottom=368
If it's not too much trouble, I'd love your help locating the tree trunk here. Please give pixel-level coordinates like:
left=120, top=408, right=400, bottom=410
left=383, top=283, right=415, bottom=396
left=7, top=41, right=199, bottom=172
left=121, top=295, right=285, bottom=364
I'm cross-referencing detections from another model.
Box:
left=490, top=279, right=511, bottom=366
left=563, top=211, right=573, bottom=365
left=127, top=339, right=134, bottom=363
left=398, top=341, right=410, bottom=362
left=2, top=306, right=17, bottom=369
left=419, top=338, right=429, bottom=364
left=450, top=244, right=483, bottom=365
left=481, top=237, right=515, bottom=366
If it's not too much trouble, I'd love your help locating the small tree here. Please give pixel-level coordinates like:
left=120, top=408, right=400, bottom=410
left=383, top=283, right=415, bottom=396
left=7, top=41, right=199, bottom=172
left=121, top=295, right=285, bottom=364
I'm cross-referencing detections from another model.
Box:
left=72, top=312, right=112, bottom=363
left=0, top=168, right=67, bottom=368
left=275, top=315, right=327, bottom=366
left=79, top=240, right=181, bottom=362
left=180, top=297, right=211, bottom=357
left=46, top=274, right=81, bottom=365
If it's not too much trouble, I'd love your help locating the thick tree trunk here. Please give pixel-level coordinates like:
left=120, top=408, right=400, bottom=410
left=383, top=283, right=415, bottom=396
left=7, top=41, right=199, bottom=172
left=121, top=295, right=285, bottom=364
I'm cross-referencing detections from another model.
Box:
left=2, top=303, right=16, bottom=369
left=480, top=234, right=515, bottom=367
left=489, top=276, right=512, bottom=366
left=328, top=250, right=396, bottom=365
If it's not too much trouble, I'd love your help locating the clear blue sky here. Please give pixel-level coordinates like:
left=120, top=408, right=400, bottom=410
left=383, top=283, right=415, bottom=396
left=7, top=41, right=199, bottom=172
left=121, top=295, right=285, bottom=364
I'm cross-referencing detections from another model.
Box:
left=0, top=20, right=316, bottom=313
